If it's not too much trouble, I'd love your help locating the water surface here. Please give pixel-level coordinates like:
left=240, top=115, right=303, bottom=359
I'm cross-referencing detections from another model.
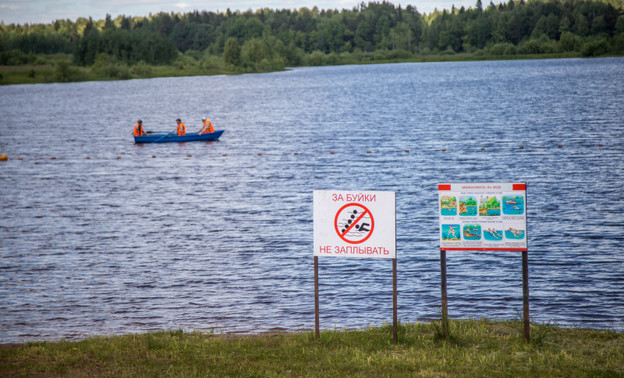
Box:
left=1, top=57, right=623, bottom=342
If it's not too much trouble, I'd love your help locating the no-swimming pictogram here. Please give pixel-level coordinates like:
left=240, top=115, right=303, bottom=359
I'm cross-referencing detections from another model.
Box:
left=334, top=203, right=375, bottom=244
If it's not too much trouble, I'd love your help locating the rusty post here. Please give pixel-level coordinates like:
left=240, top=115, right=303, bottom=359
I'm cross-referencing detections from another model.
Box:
left=522, top=250, right=530, bottom=342
left=393, top=257, right=398, bottom=344
left=314, top=256, right=320, bottom=340
left=440, top=249, right=448, bottom=339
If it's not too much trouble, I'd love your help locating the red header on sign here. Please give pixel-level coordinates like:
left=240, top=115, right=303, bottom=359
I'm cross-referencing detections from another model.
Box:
left=438, top=184, right=451, bottom=191
left=513, top=183, right=526, bottom=191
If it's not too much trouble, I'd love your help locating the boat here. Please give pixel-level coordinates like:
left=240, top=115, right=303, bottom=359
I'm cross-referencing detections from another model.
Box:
left=134, top=130, right=224, bottom=143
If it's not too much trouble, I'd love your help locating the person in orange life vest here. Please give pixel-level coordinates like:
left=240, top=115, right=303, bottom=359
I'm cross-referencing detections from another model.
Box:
left=176, top=118, right=186, bottom=136
left=133, top=119, right=146, bottom=136
left=198, top=116, right=215, bottom=135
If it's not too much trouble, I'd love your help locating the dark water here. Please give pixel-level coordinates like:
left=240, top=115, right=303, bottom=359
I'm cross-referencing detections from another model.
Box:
left=1, top=58, right=623, bottom=343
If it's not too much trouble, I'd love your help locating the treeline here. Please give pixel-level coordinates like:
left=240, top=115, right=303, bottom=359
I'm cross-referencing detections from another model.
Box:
left=1, top=0, right=623, bottom=73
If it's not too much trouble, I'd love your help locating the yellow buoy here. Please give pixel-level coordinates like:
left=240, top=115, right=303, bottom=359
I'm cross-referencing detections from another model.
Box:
left=0, top=154, right=8, bottom=161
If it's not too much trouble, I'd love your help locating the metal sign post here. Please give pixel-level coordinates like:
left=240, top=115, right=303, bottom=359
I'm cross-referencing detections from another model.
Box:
left=313, top=190, right=397, bottom=343
left=438, top=182, right=529, bottom=341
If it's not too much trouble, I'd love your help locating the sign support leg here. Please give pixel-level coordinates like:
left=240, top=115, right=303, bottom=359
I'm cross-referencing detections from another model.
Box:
left=522, top=250, right=530, bottom=342
left=314, top=256, right=320, bottom=340
left=393, top=257, right=397, bottom=344
left=440, top=249, right=448, bottom=339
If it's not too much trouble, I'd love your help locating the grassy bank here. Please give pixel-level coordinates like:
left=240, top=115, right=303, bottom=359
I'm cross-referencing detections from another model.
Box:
left=3, top=50, right=617, bottom=86
left=1, top=319, right=622, bottom=377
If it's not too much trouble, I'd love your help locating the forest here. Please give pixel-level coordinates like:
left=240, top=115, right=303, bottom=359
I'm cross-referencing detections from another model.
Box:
left=1, top=0, right=623, bottom=83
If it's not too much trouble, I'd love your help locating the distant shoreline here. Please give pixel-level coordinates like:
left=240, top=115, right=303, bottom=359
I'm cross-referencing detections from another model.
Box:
left=3, top=52, right=622, bottom=86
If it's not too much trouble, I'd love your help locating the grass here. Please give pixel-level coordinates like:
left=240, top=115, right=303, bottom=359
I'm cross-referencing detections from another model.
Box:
left=1, top=319, right=622, bottom=377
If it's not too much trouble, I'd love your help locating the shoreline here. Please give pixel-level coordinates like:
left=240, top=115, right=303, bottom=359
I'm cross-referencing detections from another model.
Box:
left=2, top=52, right=622, bottom=86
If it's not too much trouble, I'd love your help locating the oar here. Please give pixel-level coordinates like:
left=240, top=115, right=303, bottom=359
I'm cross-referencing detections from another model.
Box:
left=155, top=131, right=175, bottom=142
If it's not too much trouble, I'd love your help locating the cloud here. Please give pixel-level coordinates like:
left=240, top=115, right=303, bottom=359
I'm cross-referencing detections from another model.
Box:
left=0, top=4, right=21, bottom=11
left=173, top=2, right=191, bottom=9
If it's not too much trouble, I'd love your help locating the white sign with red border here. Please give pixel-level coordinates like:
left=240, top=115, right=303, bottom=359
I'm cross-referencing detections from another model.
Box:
left=314, top=190, right=396, bottom=258
left=438, top=182, right=527, bottom=251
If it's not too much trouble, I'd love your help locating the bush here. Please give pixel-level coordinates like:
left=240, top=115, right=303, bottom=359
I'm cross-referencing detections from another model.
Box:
left=200, top=55, right=223, bottom=71
left=517, top=37, right=558, bottom=54
left=92, top=53, right=131, bottom=79
left=581, top=38, right=609, bottom=57
left=55, top=60, right=85, bottom=82
left=305, top=50, right=327, bottom=66
left=0, top=49, right=34, bottom=65
left=614, top=32, right=624, bottom=53
left=559, top=32, right=580, bottom=52
left=503, top=44, right=517, bottom=55
left=131, top=61, right=154, bottom=76
left=486, top=42, right=515, bottom=55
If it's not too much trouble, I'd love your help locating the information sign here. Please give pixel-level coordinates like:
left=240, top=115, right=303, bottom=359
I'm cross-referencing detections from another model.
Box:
left=438, top=183, right=527, bottom=251
left=314, top=190, right=396, bottom=258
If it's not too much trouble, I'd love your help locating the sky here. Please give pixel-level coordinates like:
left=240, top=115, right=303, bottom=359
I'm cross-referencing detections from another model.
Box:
left=0, top=0, right=496, bottom=25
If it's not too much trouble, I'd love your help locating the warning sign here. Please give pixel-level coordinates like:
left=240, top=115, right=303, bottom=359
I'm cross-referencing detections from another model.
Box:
left=314, top=190, right=395, bottom=258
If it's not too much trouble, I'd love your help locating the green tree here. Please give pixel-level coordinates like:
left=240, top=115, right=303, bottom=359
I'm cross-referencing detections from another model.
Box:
left=223, top=37, right=241, bottom=66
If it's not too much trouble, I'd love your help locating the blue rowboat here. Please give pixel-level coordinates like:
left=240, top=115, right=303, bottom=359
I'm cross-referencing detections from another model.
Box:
left=134, top=130, right=225, bottom=143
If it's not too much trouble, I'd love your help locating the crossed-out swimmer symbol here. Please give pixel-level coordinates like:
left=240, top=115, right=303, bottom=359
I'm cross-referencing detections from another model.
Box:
left=334, top=203, right=375, bottom=244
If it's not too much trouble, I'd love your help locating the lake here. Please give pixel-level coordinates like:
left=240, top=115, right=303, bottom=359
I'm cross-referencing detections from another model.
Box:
left=1, top=57, right=623, bottom=343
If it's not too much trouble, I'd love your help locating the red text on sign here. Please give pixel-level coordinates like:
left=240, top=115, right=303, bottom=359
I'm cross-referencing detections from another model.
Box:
left=332, top=193, right=377, bottom=202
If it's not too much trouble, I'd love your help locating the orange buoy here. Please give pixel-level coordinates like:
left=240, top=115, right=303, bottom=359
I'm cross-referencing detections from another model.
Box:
left=257, top=153, right=262, bottom=156
left=152, top=155, right=156, bottom=158
left=187, top=154, right=192, bottom=157
left=116, top=156, right=121, bottom=159
left=404, top=149, right=409, bottom=153
left=0, top=154, right=7, bottom=161
left=329, top=151, right=335, bottom=154
left=85, top=156, right=90, bottom=159
left=294, top=152, right=299, bottom=155
left=50, top=157, right=56, bottom=160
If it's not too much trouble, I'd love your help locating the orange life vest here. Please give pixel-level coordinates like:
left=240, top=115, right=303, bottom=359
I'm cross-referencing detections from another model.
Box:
left=177, top=122, right=186, bottom=136
left=133, top=123, right=145, bottom=136
left=203, top=119, right=215, bottom=134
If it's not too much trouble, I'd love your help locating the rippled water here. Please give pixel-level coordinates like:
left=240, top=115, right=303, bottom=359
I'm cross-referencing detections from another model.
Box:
left=1, top=58, right=623, bottom=343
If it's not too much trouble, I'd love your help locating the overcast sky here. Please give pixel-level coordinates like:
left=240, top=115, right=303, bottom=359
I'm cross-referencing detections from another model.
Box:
left=0, top=0, right=495, bottom=25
